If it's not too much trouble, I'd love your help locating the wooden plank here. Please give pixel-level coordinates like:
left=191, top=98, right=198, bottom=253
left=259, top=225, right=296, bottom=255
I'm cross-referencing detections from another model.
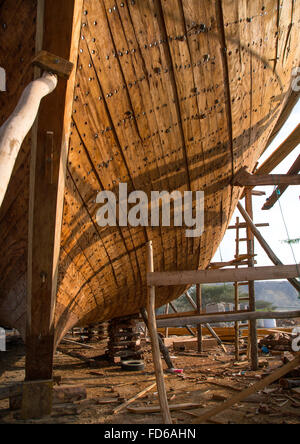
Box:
left=157, top=309, right=248, bottom=321
left=127, top=403, right=204, bottom=414
left=191, top=353, right=300, bottom=424
left=258, top=123, right=300, bottom=174
left=156, top=311, right=300, bottom=329
left=113, top=383, right=157, bottom=415
left=237, top=202, right=300, bottom=293
left=262, top=154, right=300, bottom=210
left=148, top=265, right=300, bottom=286
left=234, top=167, right=300, bottom=186
left=26, top=0, right=83, bottom=384
left=227, top=223, right=269, bottom=230
left=146, top=241, right=172, bottom=424
left=32, top=50, right=74, bottom=79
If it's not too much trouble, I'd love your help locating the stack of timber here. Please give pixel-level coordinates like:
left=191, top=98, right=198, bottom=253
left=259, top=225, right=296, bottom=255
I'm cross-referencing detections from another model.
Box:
left=106, top=317, right=144, bottom=363
left=0, top=0, right=299, bottom=345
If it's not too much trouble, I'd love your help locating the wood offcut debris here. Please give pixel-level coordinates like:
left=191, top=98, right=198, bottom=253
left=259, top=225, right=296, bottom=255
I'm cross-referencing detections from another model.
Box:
left=191, top=353, right=300, bottom=423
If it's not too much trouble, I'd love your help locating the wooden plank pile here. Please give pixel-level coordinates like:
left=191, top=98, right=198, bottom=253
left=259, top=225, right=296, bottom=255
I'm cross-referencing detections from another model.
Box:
left=106, top=317, right=144, bottom=364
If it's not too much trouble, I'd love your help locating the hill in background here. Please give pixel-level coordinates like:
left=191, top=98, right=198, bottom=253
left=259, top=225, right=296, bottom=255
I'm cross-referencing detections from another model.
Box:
left=158, top=281, right=300, bottom=314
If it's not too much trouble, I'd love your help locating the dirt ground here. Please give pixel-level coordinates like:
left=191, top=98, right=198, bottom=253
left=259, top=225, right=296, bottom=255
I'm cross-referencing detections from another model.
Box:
left=0, top=337, right=299, bottom=424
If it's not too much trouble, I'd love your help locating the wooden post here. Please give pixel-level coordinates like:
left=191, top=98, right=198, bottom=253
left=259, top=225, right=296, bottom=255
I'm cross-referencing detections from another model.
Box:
left=234, top=217, right=240, bottom=362
left=196, top=285, right=203, bottom=353
left=24, top=0, right=83, bottom=419
left=245, top=191, right=258, bottom=371
left=164, top=304, right=169, bottom=339
left=237, top=202, right=300, bottom=292
left=146, top=242, right=172, bottom=424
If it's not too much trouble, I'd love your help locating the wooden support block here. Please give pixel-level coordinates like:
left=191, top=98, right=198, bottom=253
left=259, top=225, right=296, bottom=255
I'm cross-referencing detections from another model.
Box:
left=21, top=380, right=53, bottom=420
left=32, top=50, right=74, bottom=79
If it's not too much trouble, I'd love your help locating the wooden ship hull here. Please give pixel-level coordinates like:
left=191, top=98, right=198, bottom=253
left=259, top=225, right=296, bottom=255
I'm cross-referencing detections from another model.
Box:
left=0, top=0, right=299, bottom=346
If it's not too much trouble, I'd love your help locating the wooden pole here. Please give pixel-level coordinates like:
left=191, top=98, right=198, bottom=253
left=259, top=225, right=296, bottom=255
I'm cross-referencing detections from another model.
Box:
left=156, top=310, right=300, bottom=328
left=23, top=0, right=83, bottom=420
left=234, top=217, right=240, bottom=362
left=148, top=264, right=300, bottom=286
left=164, top=304, right=169, bottom=339
left=245, top=191, right=258, bottom=371
left=237, top=202, right=300, bottom=292
left=196, top=285, right=203, bottom=353
left=146, top=242, right=172, bottom=424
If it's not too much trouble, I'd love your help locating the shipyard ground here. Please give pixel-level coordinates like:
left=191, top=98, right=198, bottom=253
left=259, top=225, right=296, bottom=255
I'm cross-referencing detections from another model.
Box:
left=0, top=338, right=299, bottom=425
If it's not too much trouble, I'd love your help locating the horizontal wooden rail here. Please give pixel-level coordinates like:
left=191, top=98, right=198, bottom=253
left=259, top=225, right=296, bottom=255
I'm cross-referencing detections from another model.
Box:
left=147, top=264, right=300, bottom=286
left=156, top=310, right=300, bottom=328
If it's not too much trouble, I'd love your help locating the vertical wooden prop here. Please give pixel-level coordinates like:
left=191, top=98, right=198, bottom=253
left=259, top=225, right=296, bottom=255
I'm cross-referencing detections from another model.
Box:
left=23, top=0, right=83, bottom=419
left=234, top=217, right=240, bottom=362
left=196, top=284, right=203, bottom=353
left=146, top=242, right=172, bottom=424
left=245, top=191, right=259, bottom=371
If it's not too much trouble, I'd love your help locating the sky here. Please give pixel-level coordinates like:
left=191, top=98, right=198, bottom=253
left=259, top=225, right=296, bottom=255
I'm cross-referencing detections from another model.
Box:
left=212, top=100, right=300, bottom=268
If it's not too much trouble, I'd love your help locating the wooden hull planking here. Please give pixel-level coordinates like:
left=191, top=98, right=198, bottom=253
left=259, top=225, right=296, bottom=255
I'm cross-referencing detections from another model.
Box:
left=0, top=0, right=299, bottom=343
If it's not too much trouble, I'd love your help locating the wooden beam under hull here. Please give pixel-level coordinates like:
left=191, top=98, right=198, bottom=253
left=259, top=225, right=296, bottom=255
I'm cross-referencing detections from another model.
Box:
left=148, top=264, right=300, bottom=286
left=26, top=0, right=83, bottom=385
left=156, top=310, right=300, bottom=329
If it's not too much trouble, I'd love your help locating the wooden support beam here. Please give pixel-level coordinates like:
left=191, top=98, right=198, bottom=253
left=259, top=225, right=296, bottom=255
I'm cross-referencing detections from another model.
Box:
left=240, top=123, right=300, bottom=198
left=148, top=264, right=300, bottom=287
left=146, top=242, right=172, bottom=424
left=237, top=202, right=300, bottom=293
left=245, top=191, right=258, bottom=371
left=157, top=309, right=248, bottom=321
left=196, top=285, right=203, bottom=353
left=262, top=154, right=300, bottom=210
left=227, top=223, right=269, bottom=230
left=233, top=167, right=300, bottom=187
left=251, top=190, right=266, bottom=196
left=234, top=216, right=240, bottom=362
left=258, top=123, right=300, bottom=175
left=156, top=310, right=300, bottom=329
left=25, top=0, right=83, bottom=394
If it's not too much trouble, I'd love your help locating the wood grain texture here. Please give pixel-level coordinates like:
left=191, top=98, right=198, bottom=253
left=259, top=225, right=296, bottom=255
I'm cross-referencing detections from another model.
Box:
left=0, top=0, right=299, bottom=344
